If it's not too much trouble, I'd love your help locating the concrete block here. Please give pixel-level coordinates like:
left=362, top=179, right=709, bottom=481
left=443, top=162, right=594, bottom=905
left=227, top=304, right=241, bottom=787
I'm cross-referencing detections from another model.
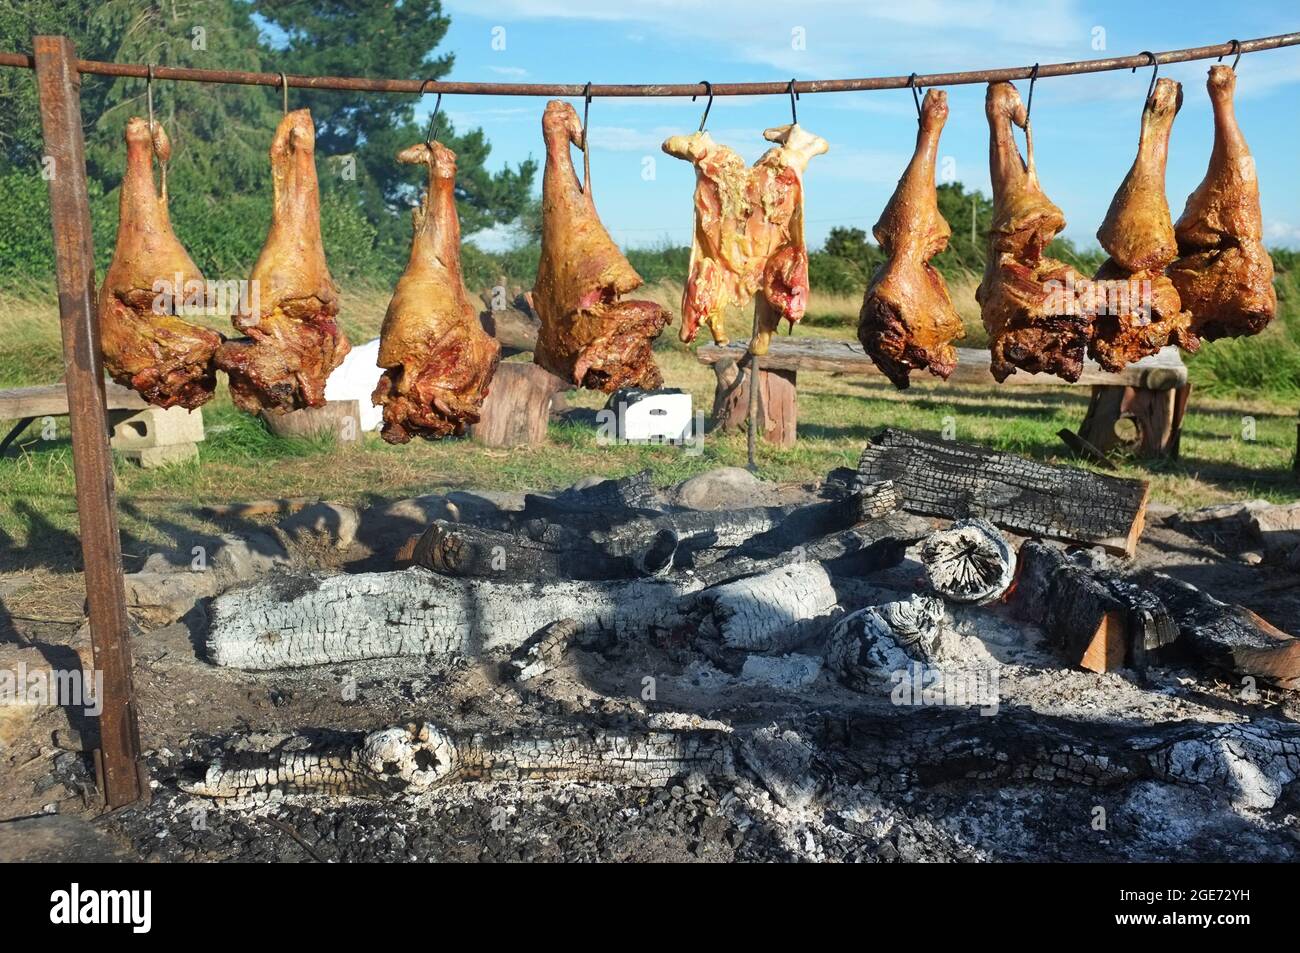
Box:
left=117, top=443, right=199, bottom=468
left=111, top=405, right=204, bottom=449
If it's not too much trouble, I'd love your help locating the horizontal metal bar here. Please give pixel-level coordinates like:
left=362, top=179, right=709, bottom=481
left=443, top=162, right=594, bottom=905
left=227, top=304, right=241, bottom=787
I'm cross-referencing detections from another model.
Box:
left=0, top=32, right=1297, bottom=97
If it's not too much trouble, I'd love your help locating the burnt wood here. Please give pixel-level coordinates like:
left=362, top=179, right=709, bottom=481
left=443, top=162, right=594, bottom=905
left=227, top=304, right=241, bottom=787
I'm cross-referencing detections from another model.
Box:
left=1013, top=542, right=1178, bottom=672
left=416, top=484, right=904, bottom=582
left=855, top=429, right=1150, bottom=555
left=1140, top=572, right=1300, bottom=690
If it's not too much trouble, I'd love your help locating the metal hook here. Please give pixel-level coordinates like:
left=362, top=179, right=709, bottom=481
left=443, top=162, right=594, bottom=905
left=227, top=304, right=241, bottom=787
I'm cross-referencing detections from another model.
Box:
left=788, top=78, right=799, bottom=124
left=694, top=80, right=714, bottom=132
left=1025, top=63, right=1040, bottom=123
left=146, top=63, right=155, bottom=130
left=581, top=81, right=593, bottom=147
left=421, top=81, right=443, bottom=144
left=580, top=82, right=593, bottom=195
left=1132, top=51, right=1158, bottom=102
left=278, top=71, right=289, bottom=115
left=906, top=73, right=922, bottom=123
left=1219, top=38, right=1242, bottom=71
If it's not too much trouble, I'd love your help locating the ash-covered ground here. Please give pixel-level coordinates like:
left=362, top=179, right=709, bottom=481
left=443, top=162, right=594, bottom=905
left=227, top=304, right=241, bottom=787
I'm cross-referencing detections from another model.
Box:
left=3, top=468, right=1300, bottom=863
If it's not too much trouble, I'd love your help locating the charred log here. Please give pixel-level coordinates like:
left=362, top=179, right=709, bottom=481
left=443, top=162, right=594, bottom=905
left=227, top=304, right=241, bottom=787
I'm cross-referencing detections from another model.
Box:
left=687, top=561, right=901, bottom=655
left=855, top=428, right=1150, bottom=555
left=206, top=569, right=700, bottom=670
left=693, top=512, right=931, bottom=588
left=181, top=719, right=735, bottom=801
left=825, top=595, right=947, bottom=691
left=1139, top=571, right=1300, bottom=690
left=919, top=519, right=1015, bottom=604
left=418, top=483, right=904, bottom=582
left=521, top=469, right=660, bottom=521
left=412, top=519, right=678, bottom=581
left=815, top=708, right=1300, bottom=810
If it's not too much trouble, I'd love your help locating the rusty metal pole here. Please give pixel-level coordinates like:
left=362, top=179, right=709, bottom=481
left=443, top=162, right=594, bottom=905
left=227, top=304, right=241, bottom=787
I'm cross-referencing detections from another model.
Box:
left=31, top=35, right=147, bottom=810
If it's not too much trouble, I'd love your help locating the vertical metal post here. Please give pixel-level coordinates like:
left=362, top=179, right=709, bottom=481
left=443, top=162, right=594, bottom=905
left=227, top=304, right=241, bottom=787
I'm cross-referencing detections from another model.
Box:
left=32, top=35, right=147, bottom=809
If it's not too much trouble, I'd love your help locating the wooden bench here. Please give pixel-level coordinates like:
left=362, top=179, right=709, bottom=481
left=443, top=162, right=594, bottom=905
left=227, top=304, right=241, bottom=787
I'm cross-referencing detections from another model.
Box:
left=696, top=340, right=1191, bottom=458
left=0, top=381, right=148, bottom=454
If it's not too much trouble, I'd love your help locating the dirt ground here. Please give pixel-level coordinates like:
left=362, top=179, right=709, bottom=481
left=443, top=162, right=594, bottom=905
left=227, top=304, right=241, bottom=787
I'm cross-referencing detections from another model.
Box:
left=2, top=472, right=1300, bottom=863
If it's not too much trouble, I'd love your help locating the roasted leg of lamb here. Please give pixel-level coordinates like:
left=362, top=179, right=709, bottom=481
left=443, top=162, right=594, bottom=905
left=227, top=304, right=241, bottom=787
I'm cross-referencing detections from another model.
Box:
left=215, top=110, right=350, bottom=414
left=662, top=123, right=827, bottom=353
left=532, top=100, right=670, bottom=392
left=98, top=117, right=221, bottom=409
left=372, top=142, right=501, bottom=443
left=1168, top=65, right=1276, bottom=341
left=1090, top=77, right=1197, bottom=371
left=857, top=89, right=963, bottom=388
left=976, top=81, right=1090, bottom=382
left=753, top=123, right=827, bottom=355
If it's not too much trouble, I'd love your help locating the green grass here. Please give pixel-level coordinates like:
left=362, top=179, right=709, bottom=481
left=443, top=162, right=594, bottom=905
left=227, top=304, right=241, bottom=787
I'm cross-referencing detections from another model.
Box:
left=2, top=277, right=1298, bottom=575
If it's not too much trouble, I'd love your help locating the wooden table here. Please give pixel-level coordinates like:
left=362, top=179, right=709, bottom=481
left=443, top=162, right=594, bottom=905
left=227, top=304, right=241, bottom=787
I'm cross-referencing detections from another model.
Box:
left=0, top=381, right=147, bottom=453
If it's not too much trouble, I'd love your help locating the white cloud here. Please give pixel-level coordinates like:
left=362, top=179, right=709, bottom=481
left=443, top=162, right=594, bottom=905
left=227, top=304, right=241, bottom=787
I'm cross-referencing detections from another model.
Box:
left=1265, top=220, right=1300, bottom=245
left=487, top=65, right=529, bottom=77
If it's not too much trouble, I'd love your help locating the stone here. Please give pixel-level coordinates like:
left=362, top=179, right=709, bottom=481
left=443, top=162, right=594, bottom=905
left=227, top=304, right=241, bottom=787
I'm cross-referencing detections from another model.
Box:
left=128, top=532, right=291, bottom=621
left=1248, top=503, right=1300, bottom=557
left=280, top=502, right=361, bottom=550
left=110, top=405, right=204, bottom=449
left=117, top=442, right=199, bottom=468
left=672, top=467, right=774, bottom=511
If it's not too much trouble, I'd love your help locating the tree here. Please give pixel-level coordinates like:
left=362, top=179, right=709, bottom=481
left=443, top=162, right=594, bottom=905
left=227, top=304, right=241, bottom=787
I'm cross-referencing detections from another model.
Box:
left=933, top=181, right=992, bottom=274
left=0, top=1, right=98, bottom=171
left=252, top=0, right=536, bottom=244
left=81, top=0, right=281, bottom=197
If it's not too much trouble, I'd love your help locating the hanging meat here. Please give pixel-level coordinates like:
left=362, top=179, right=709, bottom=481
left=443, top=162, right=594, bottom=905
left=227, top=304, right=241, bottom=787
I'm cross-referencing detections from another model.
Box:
left=1090, top=77, right=1198, bottom=371
left=663, top=123, right=828, bottom=353
left=97, top=117, right=221, bottom=409
left=215, top=109, right=350, bottom=414
left=856, top=89, right=963, bottom=388
left=532, top=100, right=670, bottom=392
left=1168, top=65, right=1276, bottom=340
left=372, top=141, right=501, bottom=443
left=976, top=81, right=1091, bottom=382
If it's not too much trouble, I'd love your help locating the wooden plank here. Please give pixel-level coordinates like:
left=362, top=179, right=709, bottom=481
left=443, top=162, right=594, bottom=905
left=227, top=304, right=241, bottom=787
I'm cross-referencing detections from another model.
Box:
left=696, top=340, right=1188, bottom=390
left=33, top=35, right=146, bottom=809
left=0, top=381, right=148, bottom=419
left=855, top=429, right=1150, bottom=556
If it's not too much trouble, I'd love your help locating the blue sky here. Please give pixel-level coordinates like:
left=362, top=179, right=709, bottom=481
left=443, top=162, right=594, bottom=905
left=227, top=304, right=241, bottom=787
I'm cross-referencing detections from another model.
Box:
left=420, top=0, right=1300, bottom=252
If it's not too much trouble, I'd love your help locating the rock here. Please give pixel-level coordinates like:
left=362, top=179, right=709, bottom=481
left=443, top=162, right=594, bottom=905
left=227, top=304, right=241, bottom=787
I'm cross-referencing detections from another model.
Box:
left=52, top=729, right=83, bottom=751
left=1178, top=499, right=1272, bottom=526
left=673, top=467, right=774, bottom=510
left=569, top=475, right=608, bottom=492
left=123, top=571, right=222, bottom=621
left=740, top=654, right=823, bottom=691
left=1247, top=503, right=1300, bottom=558
left=280, top=502, right=361, bottom=550
left=128, top=531, right=291, bottom=621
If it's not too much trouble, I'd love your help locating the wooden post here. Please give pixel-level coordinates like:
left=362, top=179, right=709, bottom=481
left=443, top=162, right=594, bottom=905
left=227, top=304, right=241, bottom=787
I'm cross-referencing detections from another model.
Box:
left=32, top=35, right=147, bottom=809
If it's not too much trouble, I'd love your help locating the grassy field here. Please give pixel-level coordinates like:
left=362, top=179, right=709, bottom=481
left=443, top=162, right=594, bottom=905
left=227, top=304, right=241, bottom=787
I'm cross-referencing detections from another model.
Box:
left=2, top=274, right=1297, bottom=575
